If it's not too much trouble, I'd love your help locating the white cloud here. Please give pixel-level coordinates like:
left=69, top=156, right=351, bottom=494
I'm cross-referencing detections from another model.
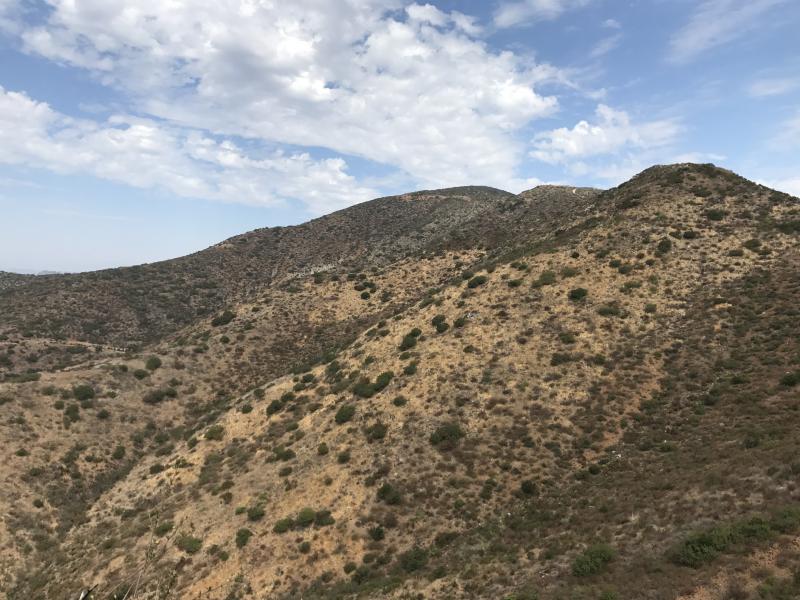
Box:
left=748, top=77, right=799, bottom=97
left=0, top=86, right=377, bottom=215
left=590, top=33, right=622, bottom=58
left=769, top=177, right=800, bottom=197
left=530, top=104, right=681, bottom=164
left=7, top=1, right=563, bottom=193
left=766, top=111, right=800, bottom=149
left=602, top=18, right=621, bottom=29
left=494, top=0, right=593, bottom=28
left=669, top=0, right=788, bottom=64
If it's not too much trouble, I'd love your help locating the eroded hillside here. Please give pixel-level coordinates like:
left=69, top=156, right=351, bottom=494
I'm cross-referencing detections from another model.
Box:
left=1, top=164, right=799, bottom=600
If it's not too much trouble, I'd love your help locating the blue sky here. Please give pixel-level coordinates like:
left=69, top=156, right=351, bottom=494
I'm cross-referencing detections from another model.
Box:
left=0, top=0, right=798, bottom=273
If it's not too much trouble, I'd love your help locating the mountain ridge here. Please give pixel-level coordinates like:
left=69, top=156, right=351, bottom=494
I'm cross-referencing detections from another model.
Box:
left=1, top=163, right=799, bottom=600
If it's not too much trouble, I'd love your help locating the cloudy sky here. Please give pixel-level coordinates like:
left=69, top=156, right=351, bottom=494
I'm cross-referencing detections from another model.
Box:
left=0, top=0, right=798, bottom=272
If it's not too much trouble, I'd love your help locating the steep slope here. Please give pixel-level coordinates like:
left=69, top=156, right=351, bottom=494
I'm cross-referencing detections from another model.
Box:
left=1, top=164, right=799, bottom=600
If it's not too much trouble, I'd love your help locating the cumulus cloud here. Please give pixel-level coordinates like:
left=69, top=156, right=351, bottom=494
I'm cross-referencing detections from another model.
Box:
left=0, top=86, right=377, bottom=215
left=530, top=104, right=681, bottom=165
left=669, top=0, right=787, bottom=64
left=7, top=1, right=562, bottom=194
left=494, top=0, right=594, bottom=28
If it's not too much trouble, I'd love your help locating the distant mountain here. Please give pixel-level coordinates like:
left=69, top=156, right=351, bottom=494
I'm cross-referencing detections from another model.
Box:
left=1, top=164, right=799, bottom=600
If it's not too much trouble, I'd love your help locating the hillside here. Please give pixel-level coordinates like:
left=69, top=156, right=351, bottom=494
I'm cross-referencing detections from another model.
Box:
left=1, top=164, right=799, bottom=600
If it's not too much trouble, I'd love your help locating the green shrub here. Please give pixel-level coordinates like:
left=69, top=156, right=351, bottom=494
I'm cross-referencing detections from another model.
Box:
left=315, top=510, right=335, bottom=526
left=64, top=404, right=80, bottom=422
left=142, top=388, right=177, bottom=404
left=133, top=369, right=149, bottom=380
left=273, top=518, right=293, bottom=533
left=112, top=445, right=126, bottom=460
left=174, top=534, right=202, bottom=555
left=467, top=275, right=488, bottom=288
left=780, top=371, right=800, bottom=387
left=705, top=209, right=727, bottom=221
left=365, top=422, right=388, bottom=441
left=550, top=352, right=575, bottom=366
left=211, top=310, right=235, bottom=327
left=532, top=270, right=557, bottom=287
left=568, top=288, right=588, bottom=301
left=377, top=483, right=402, bottom=505
left=205, top=425, right=225, bottom=441
left=247, top=505, right=265, bottom=521
left=337, top=450, right=351, bottom=464
left=597, top=304, right=623, bottom=317
left=429, top=422, right=465, bottom=450
left=399, top=335, right=417, bottom=351
left=656, top=238, right=672, bottom=255
left=72, top=385, right=95, bottom=402
left=296, top=507, right=316, bottom=527
left=572, top=544, right=615, bottom=576
left=266, top=399, right=284, bottom=415
left=235, top=528, right=252, bottom=548
left=154, top=522, right=173, bottom=537
left=145, top=356, right=162, bottom=371
left=335, top=405, right=356, bottom=424
left=399, top=546, right=429, bottom=572
left=318, top=442, right=329, bottom=455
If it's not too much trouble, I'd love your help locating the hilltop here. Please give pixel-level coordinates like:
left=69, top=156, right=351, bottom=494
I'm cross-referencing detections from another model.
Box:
left=1, top=164, right=799, bottom=600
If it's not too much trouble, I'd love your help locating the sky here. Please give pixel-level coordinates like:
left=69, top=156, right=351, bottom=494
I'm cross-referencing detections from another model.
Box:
left=0, top=0, right=798, bottom=273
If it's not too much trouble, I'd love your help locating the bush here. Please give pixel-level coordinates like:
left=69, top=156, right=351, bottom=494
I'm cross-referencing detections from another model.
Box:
left=399, top=335, right=417, bottom=351
left=296, top=507, right=316, bottom=527
left=273, top=518, right=293, bottom=533
left=780, top=371, right=800, bottom=387
left=205, top=425, right=225, bottom=441
left=568, top=288, right=588, bottom=301
left=597, top=304, right=622, bottom=317
left=467, top=275, right=488, bottom=289
left=550, top=352, right=576, bottom=366
left=211, top=310, right=235, bottom=327
left=572, top=544, right=615, bottom=576
left=247, top=505, right=265, bottom=521
left=335, top=405, right=356, bottom=424
left=154, top=522, right=173, bottom=537
left=72, top=385, right=95, bottom=402
left=656, top=238, right=672, bottom=255
left=532, top=270, right=557, bottom=288
left=365, top=422, right=388, bottom=441
left=112, top=445, right=126, bottom=460
left=142, top=388, right=177, bottom=404
left=235, top=528, right=252, bottom=548
left=429, top=422, right=465, bottom=450
left=175, top=535, right=202, bottom=554
left=133, top=369, right=149, bottom=380
left=266, top=399, right=284, bottom=415
left=377, top=483, right=402, bottom=505
left=705, top=209, right=727, bottom=221
left=145, top=356, right=162, bottom=371
left=399, top=546, right=429, bottom=572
